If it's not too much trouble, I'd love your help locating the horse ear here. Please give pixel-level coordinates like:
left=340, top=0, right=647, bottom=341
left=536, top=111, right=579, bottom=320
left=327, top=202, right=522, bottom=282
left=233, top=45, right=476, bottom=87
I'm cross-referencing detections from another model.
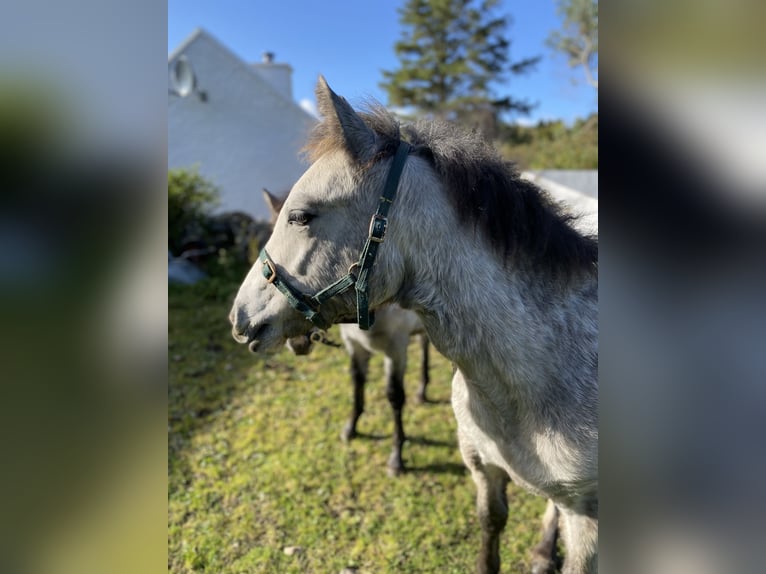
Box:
left=262, top=188, right=285, bottom=220
left=315, top=76, right=376, bottom=162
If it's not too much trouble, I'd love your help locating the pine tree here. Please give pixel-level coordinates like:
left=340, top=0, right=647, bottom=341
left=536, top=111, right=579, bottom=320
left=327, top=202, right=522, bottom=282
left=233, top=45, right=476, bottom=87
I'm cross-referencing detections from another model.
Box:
left=380, top=0, right=538, bottom=136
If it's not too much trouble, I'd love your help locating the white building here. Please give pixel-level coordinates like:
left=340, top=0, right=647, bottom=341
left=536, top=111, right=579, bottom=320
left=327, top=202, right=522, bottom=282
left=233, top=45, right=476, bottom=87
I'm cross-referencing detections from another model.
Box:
left=168, top=29, right=317, bottom=220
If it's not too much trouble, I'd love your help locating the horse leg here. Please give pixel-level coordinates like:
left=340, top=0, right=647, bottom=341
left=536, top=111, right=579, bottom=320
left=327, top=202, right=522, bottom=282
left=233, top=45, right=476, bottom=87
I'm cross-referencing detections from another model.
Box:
left=531, top=499, right=560, bottom=574
left=383, top=346, right=407, bottom=476
left=415, top=333, right=429, bottom=403
left=559, top=508, right=598, bottom=574
left=459, top=430, right=509, bottom=574
left=340, top=344, right=370, bottom=443
left=474, top=463, right=509, bottom=574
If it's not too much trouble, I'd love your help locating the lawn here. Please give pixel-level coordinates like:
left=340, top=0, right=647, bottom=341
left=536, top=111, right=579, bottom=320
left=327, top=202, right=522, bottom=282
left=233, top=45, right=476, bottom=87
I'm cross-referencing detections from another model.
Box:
left=168, top=274, right=547, bottom=573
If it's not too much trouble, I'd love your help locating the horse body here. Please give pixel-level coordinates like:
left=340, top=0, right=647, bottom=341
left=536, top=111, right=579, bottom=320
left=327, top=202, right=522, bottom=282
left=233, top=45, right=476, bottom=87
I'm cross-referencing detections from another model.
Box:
left=388, top=167, right=598, bottom=572
left=231, top=77, right=597, bottom=573
left=339, top=304, right=429, bottom=408
left=286, top=304, right=429, bottom=476
left=338, top=305, right=429, bottom=476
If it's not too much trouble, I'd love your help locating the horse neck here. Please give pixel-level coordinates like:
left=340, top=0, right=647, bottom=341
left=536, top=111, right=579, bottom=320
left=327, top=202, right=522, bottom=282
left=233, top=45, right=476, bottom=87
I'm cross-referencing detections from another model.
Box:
left=390, top=180, right=597, bottom=392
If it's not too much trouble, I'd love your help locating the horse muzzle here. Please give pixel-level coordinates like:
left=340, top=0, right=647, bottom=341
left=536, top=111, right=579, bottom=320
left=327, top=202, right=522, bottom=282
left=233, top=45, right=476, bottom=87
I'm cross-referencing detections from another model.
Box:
left=229, top=304, right=274, bottom=352
left=229, top=306, right=252, bottom=343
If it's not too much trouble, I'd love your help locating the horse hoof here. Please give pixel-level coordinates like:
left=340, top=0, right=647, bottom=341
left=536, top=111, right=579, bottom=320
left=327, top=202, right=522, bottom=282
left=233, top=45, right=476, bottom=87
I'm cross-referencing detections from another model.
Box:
left=414, top=392, right=427, bottom=404
left=529, top=557, right=554, bottom=574
left=387, top=456, right=404, bottom=477
left=387, top=464, right=404, bottom=477
left=340, top=424, right=356, bottom=443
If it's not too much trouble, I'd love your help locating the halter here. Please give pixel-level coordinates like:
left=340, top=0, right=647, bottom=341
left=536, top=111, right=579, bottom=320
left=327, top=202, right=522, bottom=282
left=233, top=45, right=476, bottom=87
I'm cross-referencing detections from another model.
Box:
left=259, top=141, right=410, bottom=331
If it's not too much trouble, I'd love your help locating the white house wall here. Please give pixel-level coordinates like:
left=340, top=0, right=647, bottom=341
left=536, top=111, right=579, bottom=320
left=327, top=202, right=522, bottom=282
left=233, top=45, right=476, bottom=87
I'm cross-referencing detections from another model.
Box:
left=168, top=31, right=316, bottom=220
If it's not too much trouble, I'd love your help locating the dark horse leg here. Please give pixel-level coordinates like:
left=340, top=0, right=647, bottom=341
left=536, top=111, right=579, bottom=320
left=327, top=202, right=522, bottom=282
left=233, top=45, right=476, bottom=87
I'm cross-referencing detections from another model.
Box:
left=415, top=333, right=430, bottom=403
left=475, top=463, right=509, bottom=574
left=459, top=429, right=509, bottom=574
left=341, top=344, right=371, bottom=442
left=383, top=347, right=407, bottom=477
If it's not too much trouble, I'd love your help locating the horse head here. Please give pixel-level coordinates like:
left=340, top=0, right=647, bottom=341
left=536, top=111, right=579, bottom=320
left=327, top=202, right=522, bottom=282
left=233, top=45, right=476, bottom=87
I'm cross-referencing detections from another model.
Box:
left=230, top=77, right=409, bottom=353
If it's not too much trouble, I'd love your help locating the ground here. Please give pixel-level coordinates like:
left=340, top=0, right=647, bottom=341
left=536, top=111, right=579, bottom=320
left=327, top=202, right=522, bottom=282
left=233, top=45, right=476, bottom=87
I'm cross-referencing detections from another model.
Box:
left=169, top=275, right=548, bottom=573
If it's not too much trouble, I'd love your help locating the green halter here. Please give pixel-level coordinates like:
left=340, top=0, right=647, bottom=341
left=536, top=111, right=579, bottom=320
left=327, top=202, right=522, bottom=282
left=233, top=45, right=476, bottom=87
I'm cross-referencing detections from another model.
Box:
left=259, top=141, right=410, bottom=331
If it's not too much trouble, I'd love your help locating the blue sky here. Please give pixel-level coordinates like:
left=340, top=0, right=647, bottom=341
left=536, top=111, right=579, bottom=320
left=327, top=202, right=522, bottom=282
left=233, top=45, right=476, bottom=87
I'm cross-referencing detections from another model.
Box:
left=168, top=0, right=597, bottom=125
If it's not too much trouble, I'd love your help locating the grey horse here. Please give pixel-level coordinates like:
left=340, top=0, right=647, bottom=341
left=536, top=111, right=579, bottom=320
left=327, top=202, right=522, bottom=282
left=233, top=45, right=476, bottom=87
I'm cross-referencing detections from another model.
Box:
left=231, top=78, right=597, bottom=573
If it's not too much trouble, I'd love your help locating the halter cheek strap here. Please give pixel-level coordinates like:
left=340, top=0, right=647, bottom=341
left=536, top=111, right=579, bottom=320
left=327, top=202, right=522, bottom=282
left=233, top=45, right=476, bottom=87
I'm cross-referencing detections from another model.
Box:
left=259, top=141, right=410, bottom=331
left=259, top=250, right=332, bottom=330
left=354, top=141, right=410, bottom=328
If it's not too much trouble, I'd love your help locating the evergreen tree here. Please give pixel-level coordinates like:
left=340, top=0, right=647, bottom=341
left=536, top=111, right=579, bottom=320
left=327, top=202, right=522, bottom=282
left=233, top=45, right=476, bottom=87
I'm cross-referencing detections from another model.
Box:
left=381, top=0, right=538, bottom=136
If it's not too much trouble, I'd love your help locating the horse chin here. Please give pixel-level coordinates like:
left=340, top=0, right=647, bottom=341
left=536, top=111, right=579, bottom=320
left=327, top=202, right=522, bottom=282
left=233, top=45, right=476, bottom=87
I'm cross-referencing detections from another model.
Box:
left=286, top=335, right=313, bottom=356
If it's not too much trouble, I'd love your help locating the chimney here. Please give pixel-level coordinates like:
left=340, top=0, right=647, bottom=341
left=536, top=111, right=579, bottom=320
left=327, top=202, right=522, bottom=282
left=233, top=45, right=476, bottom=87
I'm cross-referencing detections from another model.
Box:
left=252, top=52, right=293, bottom=100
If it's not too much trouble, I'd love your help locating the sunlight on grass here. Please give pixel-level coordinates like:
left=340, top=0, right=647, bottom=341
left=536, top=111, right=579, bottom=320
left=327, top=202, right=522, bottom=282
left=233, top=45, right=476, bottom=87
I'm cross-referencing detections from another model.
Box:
left=169, top=278, right=547, bottom=572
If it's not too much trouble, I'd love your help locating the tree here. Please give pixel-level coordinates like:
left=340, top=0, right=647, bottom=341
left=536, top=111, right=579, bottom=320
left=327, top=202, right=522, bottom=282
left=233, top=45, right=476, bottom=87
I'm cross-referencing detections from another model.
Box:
left=546, top=0, right=598, bottom=89
left=380, top=0, right=538, bottom=137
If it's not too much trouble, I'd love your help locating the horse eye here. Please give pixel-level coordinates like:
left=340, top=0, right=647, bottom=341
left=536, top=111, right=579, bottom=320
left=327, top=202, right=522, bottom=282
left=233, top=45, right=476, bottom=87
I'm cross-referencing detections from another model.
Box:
left=287, top=211, right=315, bottom=226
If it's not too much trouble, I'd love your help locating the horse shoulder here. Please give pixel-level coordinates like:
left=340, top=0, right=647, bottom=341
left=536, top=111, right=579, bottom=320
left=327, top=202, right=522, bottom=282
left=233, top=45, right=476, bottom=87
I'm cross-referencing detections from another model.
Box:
left=452, top=370, right=596, bottom=506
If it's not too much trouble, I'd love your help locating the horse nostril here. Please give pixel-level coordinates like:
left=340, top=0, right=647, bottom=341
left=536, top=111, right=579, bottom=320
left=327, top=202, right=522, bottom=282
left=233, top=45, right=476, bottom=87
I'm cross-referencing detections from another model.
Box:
left=231, top=323, right=251, bottom=343
left=246, top=324, right=269, bottom=353
left=230, top=306, right=253, bottom=343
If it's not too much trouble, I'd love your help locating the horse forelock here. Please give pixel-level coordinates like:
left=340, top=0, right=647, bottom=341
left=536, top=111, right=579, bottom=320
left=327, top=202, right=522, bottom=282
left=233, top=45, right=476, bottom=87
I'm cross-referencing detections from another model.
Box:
left=305, top=102, right=597, bottom=275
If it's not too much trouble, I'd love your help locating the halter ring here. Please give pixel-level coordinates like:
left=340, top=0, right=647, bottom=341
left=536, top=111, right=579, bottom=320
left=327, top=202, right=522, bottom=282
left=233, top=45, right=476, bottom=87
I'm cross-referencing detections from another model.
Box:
left=265, top=259, right=278, bottom=284
left=309, top=330, right=325, bottom=343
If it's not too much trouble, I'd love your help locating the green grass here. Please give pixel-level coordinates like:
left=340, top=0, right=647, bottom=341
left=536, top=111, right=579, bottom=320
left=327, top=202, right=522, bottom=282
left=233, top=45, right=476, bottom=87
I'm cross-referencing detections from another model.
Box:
left=169, top=275, right=547, bottom=573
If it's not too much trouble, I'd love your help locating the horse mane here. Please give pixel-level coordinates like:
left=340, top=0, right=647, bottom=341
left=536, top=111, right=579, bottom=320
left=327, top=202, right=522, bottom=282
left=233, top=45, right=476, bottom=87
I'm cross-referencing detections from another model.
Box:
left=304, top=103, right=598, bottom=274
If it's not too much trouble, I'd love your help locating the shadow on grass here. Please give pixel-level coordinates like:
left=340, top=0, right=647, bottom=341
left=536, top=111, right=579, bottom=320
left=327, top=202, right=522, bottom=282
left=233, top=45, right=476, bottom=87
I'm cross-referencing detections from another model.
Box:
left=406, top=462, right=467, bottom=476
left=408, top=435, right=455, bottom=448
left=417, top=396, right=452, bottom=405
left=348, top=431, right=389, bottom=442
left=349, top=434, right=455, bottom=450
left=168, top=277, right=267, bottom=493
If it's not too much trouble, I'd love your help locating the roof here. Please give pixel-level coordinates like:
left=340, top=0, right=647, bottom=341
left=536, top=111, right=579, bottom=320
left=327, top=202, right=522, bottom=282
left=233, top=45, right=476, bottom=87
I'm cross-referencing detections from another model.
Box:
left=168, top=28, right=315, bottom=123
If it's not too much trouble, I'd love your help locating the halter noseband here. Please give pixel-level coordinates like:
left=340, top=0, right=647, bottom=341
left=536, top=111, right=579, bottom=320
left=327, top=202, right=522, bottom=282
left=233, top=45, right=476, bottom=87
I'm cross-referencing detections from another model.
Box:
left=259, top=141, right=411, bottom=331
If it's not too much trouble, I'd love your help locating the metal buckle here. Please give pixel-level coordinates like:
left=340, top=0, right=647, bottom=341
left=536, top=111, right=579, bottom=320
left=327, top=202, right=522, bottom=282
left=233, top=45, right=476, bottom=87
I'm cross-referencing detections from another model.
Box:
left=368, top=214, right=388, bottom=243
left=309, top=330, right=325, bottom=343
left=265, top=259, right=277, bottom=284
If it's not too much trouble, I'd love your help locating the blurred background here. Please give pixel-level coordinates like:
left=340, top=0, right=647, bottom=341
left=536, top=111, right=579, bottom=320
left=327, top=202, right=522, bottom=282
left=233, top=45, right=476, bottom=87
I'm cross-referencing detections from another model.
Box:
left=166, top=0, right=597, bottom=226
left=2, top=0, right=765, bottom=572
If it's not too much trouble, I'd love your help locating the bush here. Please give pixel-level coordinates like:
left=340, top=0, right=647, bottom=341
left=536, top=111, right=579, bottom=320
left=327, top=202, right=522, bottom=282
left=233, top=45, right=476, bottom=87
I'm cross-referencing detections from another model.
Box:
left=168, top=168, right=219, bottom=255
left=497, top=114, right=598, bottom=170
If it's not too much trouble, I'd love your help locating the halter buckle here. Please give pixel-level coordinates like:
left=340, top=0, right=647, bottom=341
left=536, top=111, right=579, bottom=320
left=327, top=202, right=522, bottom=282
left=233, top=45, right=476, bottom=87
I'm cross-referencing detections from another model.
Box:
left=309, top=330, right=325, bottom=343
left=368, top=214, right=388, bottom=243
left=264, top=259, right=277, bottom=284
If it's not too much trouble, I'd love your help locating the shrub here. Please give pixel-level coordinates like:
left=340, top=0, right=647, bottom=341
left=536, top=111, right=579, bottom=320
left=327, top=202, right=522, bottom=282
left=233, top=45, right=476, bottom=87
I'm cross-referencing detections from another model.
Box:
left=168, top=168, right=219, bottom=255
left=497, top=114, right=598, bottom=170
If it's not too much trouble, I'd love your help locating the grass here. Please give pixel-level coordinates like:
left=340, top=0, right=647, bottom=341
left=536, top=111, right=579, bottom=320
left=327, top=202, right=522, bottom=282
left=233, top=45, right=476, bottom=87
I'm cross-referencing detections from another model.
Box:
left=169, top=273, right=547, bottom=573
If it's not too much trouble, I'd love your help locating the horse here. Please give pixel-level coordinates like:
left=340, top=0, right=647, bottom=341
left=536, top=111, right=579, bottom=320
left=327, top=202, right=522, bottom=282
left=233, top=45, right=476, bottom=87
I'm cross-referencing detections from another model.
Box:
left=230, top=77, right=598, bottom=573
left=263, top=188, right=431, bottom=477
